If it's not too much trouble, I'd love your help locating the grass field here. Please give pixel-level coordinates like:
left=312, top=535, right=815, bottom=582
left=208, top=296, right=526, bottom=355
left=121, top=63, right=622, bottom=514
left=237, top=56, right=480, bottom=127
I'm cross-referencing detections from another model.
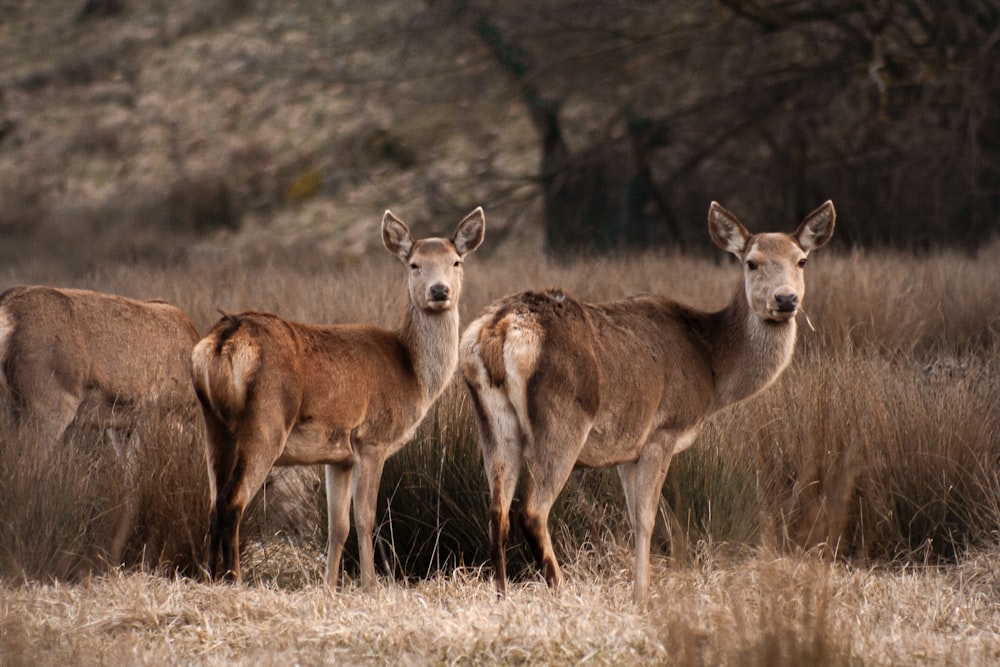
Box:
left=3, top=551, right=999, bottom=665
left=2, top=234, right=999, bottom=664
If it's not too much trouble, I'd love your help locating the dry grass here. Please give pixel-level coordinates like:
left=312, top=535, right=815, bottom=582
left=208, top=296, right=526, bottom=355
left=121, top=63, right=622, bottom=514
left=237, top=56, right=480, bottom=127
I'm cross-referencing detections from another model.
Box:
left=3, top=550, right=1000, bottom=665
left=1, top=236, right=999, bottom=663
left=0, top=405, right=209, bottom=583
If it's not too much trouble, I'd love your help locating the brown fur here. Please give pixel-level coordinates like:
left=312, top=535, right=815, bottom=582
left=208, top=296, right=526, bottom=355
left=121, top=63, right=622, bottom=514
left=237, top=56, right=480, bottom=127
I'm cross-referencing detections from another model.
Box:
left=0, top=286, right=200, bottom=446
left=192, top=208, right=485, bottom=587
left=460, top=201, right=835, bottom=606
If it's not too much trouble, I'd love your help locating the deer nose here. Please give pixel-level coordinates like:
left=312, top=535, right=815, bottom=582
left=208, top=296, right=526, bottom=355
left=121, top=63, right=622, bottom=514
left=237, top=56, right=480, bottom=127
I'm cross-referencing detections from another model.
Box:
left=774, top=293, right=798, bottom=312
left=429, top=284, right=450, bottom=301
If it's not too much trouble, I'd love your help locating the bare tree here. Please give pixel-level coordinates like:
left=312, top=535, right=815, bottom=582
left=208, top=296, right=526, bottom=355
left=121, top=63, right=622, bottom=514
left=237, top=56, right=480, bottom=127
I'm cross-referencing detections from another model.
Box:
left=421, top=0, right=1000, bottom=251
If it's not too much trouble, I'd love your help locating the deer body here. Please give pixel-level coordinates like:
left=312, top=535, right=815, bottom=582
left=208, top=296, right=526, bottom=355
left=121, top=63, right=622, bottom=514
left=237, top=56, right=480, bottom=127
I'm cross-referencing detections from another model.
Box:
left=192, top=208, right=485, bottom=588
left=0, top=286, right=200, bottom=447
left=460, top=201, right=835, bottom=606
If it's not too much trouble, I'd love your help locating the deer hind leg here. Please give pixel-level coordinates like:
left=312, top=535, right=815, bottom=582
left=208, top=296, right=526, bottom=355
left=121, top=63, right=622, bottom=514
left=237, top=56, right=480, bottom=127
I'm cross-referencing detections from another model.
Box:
left=14, top=380, right=82, bottom=451
left=202, top=409, right=236, bottom=581
left=518, top=415, right=590, bottom=591
left=466, top=380, right=523, bottom=597
left=486, top=445, right=521, bottom=598
left=324, top=462, right=353, bottom=587
left=208, top=416, right=288, bottom=583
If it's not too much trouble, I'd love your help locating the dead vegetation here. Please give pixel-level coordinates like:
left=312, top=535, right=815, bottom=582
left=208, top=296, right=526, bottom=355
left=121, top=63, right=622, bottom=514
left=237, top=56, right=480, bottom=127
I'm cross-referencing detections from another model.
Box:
left=3, top=550, right=1000, bottom=665
left=1, top=238, right=998, bottom=663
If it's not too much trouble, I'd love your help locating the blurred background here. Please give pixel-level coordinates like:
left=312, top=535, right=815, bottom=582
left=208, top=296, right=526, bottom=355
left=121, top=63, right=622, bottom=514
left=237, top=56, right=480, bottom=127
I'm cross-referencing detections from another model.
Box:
left=2, top=0, right=998, bottom=275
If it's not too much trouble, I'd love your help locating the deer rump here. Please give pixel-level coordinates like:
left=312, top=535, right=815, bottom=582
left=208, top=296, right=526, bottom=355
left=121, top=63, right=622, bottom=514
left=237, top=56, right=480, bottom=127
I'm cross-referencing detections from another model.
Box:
left=192, top=310, right=426, bottom=470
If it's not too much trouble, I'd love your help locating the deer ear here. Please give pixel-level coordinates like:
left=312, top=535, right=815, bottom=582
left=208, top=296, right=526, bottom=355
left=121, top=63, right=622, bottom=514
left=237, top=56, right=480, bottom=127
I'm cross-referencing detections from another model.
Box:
left=382, top=211, right=414, bottom=261
left=453, top=207, right=485, bottom=256
left=795, top=200, right=836, bottom=252
left=708, top=201, right=751, bottom=256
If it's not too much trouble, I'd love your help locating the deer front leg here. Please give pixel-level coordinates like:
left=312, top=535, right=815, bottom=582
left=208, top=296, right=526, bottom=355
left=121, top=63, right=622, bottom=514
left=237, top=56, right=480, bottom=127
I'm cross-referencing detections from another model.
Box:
left=352, top=451, right=387, bottom=591
left=324, top=463, right=354, bottom=587
left=619, top=433, right=680, bottom=607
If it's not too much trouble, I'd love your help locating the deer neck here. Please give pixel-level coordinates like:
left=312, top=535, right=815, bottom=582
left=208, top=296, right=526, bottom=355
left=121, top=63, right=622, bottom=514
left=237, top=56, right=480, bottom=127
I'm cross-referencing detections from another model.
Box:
left=398, top=303, right=461, bottom=404
left=707, top=282, right=798, bottom=411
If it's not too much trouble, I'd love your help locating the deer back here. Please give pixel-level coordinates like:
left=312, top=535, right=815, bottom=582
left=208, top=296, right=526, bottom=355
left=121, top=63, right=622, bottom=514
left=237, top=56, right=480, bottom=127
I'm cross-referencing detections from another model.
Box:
left=193, top=311, right=427, bottom=458
left=0, top=286, right=198, bottom=406
left=464, top=289, right=719, bottom=466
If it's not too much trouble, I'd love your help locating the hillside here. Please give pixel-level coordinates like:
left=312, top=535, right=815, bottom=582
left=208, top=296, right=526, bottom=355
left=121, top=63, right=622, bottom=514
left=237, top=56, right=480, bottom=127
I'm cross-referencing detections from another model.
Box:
left=0, top=0, right=537, bottom=279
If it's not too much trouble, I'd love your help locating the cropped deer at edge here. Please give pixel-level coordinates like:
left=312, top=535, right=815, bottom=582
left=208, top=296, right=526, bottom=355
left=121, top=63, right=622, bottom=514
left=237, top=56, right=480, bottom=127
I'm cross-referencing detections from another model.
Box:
left=460, top=200, right=835, bottom=606
left=192, top=208, right=486, bottom=588
left=0, top=286, right=200, bottom=448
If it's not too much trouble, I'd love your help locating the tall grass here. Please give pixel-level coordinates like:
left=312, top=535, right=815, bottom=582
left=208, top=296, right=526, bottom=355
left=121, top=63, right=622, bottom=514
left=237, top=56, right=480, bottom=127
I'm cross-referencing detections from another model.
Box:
left=1, top=238, right=998, bottom=584
left=0, top=405, right=209, bottom=582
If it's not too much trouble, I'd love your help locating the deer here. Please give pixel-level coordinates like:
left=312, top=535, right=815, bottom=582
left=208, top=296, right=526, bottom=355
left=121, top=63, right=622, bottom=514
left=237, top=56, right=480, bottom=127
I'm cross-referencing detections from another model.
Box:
left=192, top=207, right=486, bottom=588
left=459, top=200, right=835, bottom=606
left=0, top=286, right=202, bottom=563
left=0, top=286, right=201, bottom=448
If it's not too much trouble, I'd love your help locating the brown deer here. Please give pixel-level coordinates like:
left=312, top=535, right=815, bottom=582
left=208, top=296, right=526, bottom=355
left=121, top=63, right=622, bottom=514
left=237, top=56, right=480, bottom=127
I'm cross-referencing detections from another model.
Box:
left=460, top=201, right=835, bottom=606
left=0, top=286, right=200, bottom=447
left=0, top=286, right=201, bottom=563
left=192, top=208, right=486, bottom=587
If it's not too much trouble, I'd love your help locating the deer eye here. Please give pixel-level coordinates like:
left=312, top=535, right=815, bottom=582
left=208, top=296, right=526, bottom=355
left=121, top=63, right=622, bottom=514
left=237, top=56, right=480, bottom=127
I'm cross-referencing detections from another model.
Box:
left=746, top=259, right=758, bottom=271
left=409, top=263, right=419, bottom=271
left=453, top=260, right=462, bottom=267
left=798, top=258, right=808, bottom=268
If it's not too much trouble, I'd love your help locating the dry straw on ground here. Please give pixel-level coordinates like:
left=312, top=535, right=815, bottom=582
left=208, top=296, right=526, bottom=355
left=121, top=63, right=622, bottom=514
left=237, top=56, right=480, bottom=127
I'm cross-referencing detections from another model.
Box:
left=3, top=551, right=1000, bottom=665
